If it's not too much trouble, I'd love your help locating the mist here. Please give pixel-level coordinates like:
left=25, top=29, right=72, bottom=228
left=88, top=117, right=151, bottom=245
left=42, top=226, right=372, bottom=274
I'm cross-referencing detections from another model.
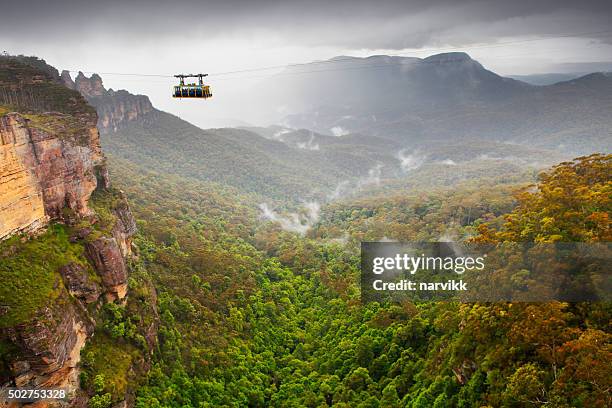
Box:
left=259, top=202, right=321, bottom=235
left=397, top=150, right=426, bottom=172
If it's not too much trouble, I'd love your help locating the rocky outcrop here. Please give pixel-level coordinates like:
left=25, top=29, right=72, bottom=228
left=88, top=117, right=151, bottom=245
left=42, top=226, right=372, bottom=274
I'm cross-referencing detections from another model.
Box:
left=0, top=117, right=47, bottom=239
left=4, top=291, right=93, bottom=401
left=1, top=57, right=104, bottom=237
left=84, top=191, right=137, bottom=302
left=73, top=73, right=106, bottom=98
left=62, top=71, right=154, bottom=133
left=0, top=112, right=103, bottom=239
left=85, top=237, right=128, bottom=302
left=0, top=191, right=139, bottom=405
left=59, top=263, right=101, bottom=304
left=111, top=194, right=137, bottom=258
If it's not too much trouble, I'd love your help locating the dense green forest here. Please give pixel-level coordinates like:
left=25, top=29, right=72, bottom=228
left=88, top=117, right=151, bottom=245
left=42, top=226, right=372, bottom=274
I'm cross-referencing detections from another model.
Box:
left=80, top=154, right=611, bottom=408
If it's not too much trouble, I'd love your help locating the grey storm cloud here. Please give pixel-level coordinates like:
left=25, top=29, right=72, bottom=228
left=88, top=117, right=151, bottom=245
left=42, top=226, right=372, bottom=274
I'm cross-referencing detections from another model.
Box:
left=1, top=0, right=612, bottom=49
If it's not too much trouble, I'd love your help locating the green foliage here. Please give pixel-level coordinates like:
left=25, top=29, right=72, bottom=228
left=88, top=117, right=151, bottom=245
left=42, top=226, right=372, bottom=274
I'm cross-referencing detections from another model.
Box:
left=0, top=224, right=87, bottom=327
left=80, top=332, right=141, bottom=404
left=49, top=152, right=601, bottom=407
left=500, top=153, right=611, bottom=242
left=3, top=55, right=608, bottom=406
left=100, top=303, right=147, bottom=349
left=89, top=188, right=125, bottom=235
left=89, top=392, right=113, bottom=408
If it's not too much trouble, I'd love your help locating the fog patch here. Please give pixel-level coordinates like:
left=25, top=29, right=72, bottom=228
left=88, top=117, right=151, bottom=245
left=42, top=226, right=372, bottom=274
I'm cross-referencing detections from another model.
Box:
left=259, top=201, right=320, bottom=235
left=328, top=180, right=352, bottom=201
left=272, top=128, right=291, bottom=142
left=296, top=131, right=320, bottom=150
left=438, top=231, right=465, bottom=256
left=276, top=105, right=289, bottom=114
left=476, top=153, right=503, bottom=161
left=440, top=159, right=457, bottom=166
left=330, top=126, right=349, bottom=137
left=329, top=232, right=350, bottom=245
left=357, top=164, right=382, bottom=189
left=397, top=149, right=426, bottom=172
left=328, top=164, right=383, bottom=200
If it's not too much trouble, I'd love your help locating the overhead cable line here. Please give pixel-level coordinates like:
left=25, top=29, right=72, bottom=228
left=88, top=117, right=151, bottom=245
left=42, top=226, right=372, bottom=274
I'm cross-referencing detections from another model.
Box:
left=65, top=29, right=612, bottom=80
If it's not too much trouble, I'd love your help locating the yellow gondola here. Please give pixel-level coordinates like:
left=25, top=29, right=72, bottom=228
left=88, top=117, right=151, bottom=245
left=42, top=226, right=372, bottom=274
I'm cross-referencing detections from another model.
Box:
left=173, top=74, right=212, bottom=98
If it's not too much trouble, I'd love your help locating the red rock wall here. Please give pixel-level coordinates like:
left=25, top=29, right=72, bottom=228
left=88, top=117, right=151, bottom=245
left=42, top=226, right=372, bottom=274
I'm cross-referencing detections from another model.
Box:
left=0, top=112, right=103, bottom=238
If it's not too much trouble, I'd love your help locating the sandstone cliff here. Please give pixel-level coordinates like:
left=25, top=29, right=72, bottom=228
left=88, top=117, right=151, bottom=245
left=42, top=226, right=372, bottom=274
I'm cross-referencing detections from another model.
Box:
left=0, top=113, right=102, bottom=239
left=0, top=56, right=143, bottom=407
left=62, top=72, right=154, bottom=133
left=4, top=290, right=92, bottom=400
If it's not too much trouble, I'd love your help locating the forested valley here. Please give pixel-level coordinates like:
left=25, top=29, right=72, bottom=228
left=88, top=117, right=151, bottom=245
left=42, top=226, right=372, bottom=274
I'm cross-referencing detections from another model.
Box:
left=87, top=153, right=610, bottom=408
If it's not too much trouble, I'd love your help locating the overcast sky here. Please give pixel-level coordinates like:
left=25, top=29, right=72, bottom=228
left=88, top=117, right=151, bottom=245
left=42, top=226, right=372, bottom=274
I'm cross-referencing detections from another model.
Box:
left=2, top=0, right=612, bottom=127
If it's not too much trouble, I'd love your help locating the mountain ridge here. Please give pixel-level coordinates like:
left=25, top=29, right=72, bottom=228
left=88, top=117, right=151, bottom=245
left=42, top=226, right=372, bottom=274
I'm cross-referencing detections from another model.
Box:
left=264, top=53, right=612, bottom=154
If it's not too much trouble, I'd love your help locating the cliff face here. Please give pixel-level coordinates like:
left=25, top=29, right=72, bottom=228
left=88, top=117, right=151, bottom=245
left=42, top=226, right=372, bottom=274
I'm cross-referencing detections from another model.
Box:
left=0, top=56, right=107, bottom=239
left=62, top=72, right=155, bottom=133
left=0, top=116, right=46, bottom=239
left=5, top=290, right=92, bottom=395
left=0, top=113, right=102, bottom=239
left=0, top=57, right=141, bottom=407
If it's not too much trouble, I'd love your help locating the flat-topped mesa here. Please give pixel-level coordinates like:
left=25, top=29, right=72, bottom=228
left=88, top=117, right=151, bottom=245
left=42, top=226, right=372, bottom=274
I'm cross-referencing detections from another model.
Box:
left=62, top=70, right=155, bottom=132
left=422, top=51, right=474, bottom=64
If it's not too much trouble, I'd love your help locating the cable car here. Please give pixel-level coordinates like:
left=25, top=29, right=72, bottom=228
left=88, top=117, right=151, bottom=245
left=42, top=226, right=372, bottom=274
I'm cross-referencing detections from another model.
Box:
left=173, top=74, right=212, bottom=98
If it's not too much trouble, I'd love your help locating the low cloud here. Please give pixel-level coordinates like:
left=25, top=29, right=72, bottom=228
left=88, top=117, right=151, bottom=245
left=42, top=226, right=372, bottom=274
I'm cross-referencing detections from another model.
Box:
left=296, top=131, right=320, bottom=150
left=397, top=149, right=426, bottom=172
left=357, top=164, right=382, bottom=189
left=329, top=232, right=350, bottom=245
left=330, top=126, right=349, bottom=137
left=328, top=164, right=383, bottom=200
left=259, top=201, right=321, bottom=235
left=272, top=128, right=291, bottom=142
left=328, top=180, right=352, bottom=201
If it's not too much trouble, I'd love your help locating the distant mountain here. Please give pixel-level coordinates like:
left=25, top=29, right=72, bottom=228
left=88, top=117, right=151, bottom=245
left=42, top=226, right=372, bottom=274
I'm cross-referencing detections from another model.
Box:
left=248, top=53, right=612, bottom=155
left=253, top=52, right=527, bottom=125
left=507, top=73, right=584, bottom=86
